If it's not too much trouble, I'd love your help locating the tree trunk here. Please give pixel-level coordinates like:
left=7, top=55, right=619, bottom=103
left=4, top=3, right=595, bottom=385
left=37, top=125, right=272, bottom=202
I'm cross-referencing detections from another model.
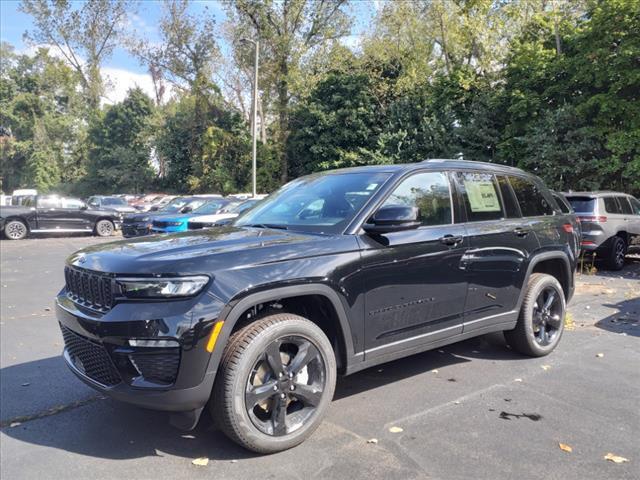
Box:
left=277, top=60, right=289, bottom=184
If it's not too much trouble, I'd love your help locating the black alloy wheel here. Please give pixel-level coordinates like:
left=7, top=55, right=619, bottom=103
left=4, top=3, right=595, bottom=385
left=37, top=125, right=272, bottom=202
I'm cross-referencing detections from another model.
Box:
left=532, top=286, right=563, bottom=346
left=606, top=236, right=626, bottom=271
left=245, top=335, right=326, bottom=437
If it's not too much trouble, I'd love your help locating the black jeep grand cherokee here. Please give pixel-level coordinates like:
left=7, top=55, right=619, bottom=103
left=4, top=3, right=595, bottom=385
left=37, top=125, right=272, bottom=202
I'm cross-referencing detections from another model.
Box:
left=56, top=160, right=577, bottom=453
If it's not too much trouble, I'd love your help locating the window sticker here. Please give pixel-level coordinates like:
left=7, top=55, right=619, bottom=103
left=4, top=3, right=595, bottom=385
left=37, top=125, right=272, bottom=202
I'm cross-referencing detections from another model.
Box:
left=464, top=180, right=501, bottom=212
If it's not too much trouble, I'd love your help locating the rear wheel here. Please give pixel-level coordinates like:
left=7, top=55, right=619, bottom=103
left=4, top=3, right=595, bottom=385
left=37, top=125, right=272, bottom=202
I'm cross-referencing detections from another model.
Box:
left=605, top=236, right=626, bottom=271
left=505, top=273, right=565, bottom=357
left=211, top=313, right=336, bottom=453
left=4, top=219, right=28, bottom=240
left=94, top=220, right=114, bottom=237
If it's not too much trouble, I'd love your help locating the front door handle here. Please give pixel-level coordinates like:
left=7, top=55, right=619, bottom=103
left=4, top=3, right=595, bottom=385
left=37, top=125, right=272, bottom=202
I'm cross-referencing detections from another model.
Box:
left=513, top=227, right=530, bottom=237
left=440, top=234, right=463, bottom=246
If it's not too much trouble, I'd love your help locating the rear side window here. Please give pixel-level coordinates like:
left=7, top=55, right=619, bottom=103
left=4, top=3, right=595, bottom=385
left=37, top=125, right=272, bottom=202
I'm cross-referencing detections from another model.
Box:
left=497, top=176, right=520, bottom=218
left=566, top=196, right=595, bottom=213
left=629, top=197, right=640, bottom=215
left=552, top=193, right=572, bottom=214
left=603, top=197, right=621, bottom=214
left=456, top=172, right=503, bottom=222
left=617, top=197, right=633, bottom=215
left=382, top=172, right=452, bottom=226
left=509, top=176, right=554, bottom=217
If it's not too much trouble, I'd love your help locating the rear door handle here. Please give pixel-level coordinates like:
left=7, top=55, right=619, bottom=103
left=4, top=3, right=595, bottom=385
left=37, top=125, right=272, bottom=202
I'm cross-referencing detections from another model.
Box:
left=513, top=227, right=530, bottom=237
left=440, top=234, right=463, bottom=246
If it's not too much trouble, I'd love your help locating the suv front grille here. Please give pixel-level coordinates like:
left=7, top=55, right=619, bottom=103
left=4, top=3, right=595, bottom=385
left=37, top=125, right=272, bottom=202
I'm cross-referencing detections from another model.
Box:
left=64, top=266, right=113, bottom=311
left=60, top=324, right=121, bottom=387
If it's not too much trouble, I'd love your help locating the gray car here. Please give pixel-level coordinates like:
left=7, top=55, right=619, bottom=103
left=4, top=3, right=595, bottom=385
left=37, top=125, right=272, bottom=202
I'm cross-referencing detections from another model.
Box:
left=564, top=191, right=640, bottom=270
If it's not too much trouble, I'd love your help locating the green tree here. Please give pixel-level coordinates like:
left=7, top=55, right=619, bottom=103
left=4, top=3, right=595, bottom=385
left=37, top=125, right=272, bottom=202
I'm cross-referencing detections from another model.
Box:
left=86, top=88, right=155, bottom=193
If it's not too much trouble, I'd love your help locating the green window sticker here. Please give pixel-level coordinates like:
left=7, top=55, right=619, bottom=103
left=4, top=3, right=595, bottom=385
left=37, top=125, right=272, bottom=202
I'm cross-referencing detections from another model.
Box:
left=464, top=180, right=501, bottom=212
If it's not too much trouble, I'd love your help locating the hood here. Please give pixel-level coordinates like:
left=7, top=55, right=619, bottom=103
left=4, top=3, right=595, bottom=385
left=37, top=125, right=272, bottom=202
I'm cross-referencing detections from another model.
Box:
left=111, top=205, right=137, bottom=213
left=67, top=226, right=343, bottom=274
left=152, top=213, right=192, bottom=223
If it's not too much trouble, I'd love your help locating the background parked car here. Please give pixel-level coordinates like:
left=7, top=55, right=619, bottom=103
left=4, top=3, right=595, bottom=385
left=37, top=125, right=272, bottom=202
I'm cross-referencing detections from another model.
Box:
left=1, top=194, right=122, bottom=240
left=151, top=197, right=233, bottom=233
left=564, top=191, right=640, bottom=270
left=122, top=196, right=219, bottom=237
left=86, top=195, right=138, bottom=214
left=188, top=196, right=266, bottom=230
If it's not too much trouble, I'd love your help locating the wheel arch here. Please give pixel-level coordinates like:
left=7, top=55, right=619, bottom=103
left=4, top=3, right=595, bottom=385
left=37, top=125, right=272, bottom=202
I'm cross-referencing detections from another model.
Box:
left=3, top=215, right=30, bottom=230
left=210, top=284, right=357, bottom=375
left=521, top=252, right=573, bottom=305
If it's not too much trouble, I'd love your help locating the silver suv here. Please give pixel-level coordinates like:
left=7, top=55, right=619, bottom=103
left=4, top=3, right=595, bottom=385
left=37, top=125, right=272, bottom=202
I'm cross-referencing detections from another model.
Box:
left=564, top=192, right=640, bottom=270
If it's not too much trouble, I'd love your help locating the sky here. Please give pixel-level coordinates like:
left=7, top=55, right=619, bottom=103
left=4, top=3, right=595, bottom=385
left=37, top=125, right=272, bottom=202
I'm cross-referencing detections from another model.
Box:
left=0, top=0, right=379, bottom=104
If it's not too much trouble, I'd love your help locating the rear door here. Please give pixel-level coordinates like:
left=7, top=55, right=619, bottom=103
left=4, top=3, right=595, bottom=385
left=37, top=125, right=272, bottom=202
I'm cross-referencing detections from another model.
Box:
left=625, top=197, right=640, bottom=241
left=453, top=172, right=540, bottom=332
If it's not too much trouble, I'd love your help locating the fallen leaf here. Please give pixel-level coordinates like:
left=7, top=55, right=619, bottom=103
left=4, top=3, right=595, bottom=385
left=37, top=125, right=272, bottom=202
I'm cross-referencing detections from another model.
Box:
left=21, top=383, right=30, bottom=387
left=454, top=401, right=461, bottom=405
left=541, top=365, right=551, bottom=371
left=9, top=422, right=21, bottom=428
left=604, top=453, right=629, bottom=464
left=596, top=353, right=604, bottom=358
left=389, top=426, right=404, bottom=433
left=431, top=369, right=439, bottom=374
left=230, top=459, right=238, bottom=464
left=514, top=378, right=523, bottom=382
left=367, top=438, right=378, bottom=444
left=559, top=443, right=573, bottom=453
left=192, top=457, right=209, bottom=467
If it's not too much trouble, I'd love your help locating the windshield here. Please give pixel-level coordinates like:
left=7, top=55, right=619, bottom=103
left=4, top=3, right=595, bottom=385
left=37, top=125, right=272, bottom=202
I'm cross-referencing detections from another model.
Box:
left=160, top=198, right=188, bottom=213
left=567, top=196, right=596, bottom=213
left=235, top=171, right=391, bottom=233
left=193, top=200, right=226, bottom=215
left=102, top=197, right=127, bottom=206
left=227, top=199, right=259, bottom=214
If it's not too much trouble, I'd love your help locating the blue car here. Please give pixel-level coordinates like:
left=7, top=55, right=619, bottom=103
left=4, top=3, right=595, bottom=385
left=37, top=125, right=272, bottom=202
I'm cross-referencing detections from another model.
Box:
left=151, top=198, right=232, bottom=233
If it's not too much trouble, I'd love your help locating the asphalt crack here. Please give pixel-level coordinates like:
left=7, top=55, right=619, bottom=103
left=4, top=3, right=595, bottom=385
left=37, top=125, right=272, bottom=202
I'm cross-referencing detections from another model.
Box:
left=0, top=395, right=105, bottom=428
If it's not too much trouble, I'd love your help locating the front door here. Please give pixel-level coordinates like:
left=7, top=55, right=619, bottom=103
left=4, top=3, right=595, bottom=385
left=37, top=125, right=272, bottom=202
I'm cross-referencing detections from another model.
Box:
left=359, top=171, right=469, bottom=358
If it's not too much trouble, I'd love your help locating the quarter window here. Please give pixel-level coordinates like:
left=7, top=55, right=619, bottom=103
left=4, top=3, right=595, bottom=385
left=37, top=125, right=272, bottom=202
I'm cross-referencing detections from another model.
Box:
left=456, top=172, right=504, bottom=222
left=603, top=197, right=621, bottom=214
left=508, top=176, right=554, bottom=217
left=381, top=172, right=452, bottom=226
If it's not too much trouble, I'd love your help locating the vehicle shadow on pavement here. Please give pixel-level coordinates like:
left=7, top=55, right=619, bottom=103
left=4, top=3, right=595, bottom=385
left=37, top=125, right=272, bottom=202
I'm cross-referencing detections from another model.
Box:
left=594, top=297, right=640, bottom=337
left=1, top=335, right=521, bottom=461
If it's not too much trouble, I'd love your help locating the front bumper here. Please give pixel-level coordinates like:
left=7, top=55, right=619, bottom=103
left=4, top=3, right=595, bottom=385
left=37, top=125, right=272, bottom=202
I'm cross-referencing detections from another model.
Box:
left=55, top=291, right=225, bottom=412
left=122, top=222, right=152, bottom=237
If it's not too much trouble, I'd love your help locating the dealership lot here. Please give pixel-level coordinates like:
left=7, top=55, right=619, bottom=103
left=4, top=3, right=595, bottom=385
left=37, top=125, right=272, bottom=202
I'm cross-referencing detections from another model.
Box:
left=1, top=235, right=638, bottom=480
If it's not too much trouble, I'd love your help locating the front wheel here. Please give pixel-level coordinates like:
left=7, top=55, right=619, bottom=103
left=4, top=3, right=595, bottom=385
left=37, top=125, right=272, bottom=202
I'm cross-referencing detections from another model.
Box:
left=94, top=220, right=114, bottom=237
left=505, top=273, right=566, bottom=357
left=211, top=313, right=336, bottom=453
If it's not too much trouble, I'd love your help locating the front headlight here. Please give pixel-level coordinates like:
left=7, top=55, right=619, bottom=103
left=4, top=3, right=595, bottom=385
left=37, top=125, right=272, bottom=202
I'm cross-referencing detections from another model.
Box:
left=116, top=276, right=209, bottom=298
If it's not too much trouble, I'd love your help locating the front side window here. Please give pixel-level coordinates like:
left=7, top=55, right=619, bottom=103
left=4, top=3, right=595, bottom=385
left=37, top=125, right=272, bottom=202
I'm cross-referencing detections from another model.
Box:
left=629, top=197, right=640, bottom=215
left=236, top=172, right=391, bottom=233
left=380, top=172, right=452, bottom=226
left=509, top=176, right=554, bottom=217
left=62, top=198, right=84, bottom=209
left=37, top=196, right=62, bottom=209
left=102, top=197, right=127, bottom=206
left=194, top=201, right=226, bottom=215
left=617, top=197, right=633, bottom=215
left=456, top=172, right=503, bottom=222
left=603, top=197, right=621, bottom=214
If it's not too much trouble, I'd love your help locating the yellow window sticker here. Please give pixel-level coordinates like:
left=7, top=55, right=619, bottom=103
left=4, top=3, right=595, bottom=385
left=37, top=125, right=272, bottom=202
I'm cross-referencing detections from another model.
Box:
left=464, top=180, right=501, bottom=212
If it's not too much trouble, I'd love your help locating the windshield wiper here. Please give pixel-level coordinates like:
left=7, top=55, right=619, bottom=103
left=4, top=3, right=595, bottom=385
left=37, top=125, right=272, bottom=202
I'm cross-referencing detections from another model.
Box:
left=246, top=223, right=288, bottom=230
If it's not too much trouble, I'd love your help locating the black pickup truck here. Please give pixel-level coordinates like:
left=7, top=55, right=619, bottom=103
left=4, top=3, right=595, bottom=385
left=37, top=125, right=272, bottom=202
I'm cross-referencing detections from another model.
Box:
left=0, top=195, right=122, bottom=240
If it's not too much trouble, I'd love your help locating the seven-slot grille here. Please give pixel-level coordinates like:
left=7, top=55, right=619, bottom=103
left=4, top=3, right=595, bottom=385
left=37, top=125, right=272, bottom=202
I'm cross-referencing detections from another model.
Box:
left=64, top=266, right=113, bottom=311
left=60, top=324, right=121, bottom=386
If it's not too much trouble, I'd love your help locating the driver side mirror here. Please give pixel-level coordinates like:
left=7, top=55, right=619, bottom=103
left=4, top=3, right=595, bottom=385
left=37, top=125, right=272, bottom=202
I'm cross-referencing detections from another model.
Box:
left=363, top=205, right=421, bottom=234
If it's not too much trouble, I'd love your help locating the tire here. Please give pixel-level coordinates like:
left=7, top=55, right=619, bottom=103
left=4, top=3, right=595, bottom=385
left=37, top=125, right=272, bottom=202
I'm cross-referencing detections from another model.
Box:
left=605, top=236, right=626, bottom=271
left=3, top=219, right=28, bottom=240
left=211, top=313, right=337, bottom=453
left=504, top=273, right=566, bottom=357
left=94, top=219, right=114, bottom=237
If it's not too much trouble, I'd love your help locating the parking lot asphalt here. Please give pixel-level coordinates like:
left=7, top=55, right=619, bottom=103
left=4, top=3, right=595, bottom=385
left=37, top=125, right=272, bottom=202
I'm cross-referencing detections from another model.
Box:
left=1, top=235, right=639, bottom=480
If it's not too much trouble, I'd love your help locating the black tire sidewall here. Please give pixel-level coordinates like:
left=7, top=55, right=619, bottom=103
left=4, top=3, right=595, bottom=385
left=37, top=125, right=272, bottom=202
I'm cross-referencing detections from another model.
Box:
left=220, top=316, right=336, bottom=453
left=520, top=275, right=566, bottom=356
left=608, top=236, right=626, bottom=270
